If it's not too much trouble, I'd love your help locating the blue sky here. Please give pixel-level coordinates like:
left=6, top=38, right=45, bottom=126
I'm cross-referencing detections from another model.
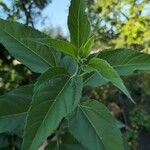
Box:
left=36, top=0, right=69, bottom=36
left=41, top=0, right=149, bottom=36
left=0, top=0, right=69, bottom=35
left=1, top=0, right=149, bottom=36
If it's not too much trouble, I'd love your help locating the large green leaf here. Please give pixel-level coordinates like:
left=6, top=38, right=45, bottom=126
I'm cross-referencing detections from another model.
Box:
left=69, top=100, right=124, bottom=150
left=84, top=49, right=150, bottom=87
left=84, top=58, right=133, bottom=102
left=96, top=48, right=150, bottom=75
left=0, top=19, right=57, bottom=73
left=22, top=67, right=83, bottom=150
left=0, top=85, right=33, bottom=134
left=32, top=38, right=77, bottom=59
left=68, top=0, right=90, bottom=50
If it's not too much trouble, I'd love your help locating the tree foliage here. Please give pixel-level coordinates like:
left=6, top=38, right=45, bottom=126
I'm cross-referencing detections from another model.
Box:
left=0, top=0, right=52, bottom=26
left=87, top=0, right=150, bottom=52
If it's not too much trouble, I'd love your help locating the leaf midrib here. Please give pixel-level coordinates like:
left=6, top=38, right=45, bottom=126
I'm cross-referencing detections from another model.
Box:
left=79, top=105, right=107, bottom=150
left=33, top=39, right=76, bottom=57
left=77, top=0, right=81, bottom=50
left=113, top=62, right=150, bottom=68
left=0, top=27, right=52, bottom=67
left=83, top=73, right=95, bottom=84
left=0, top=112, right=26, bottom=119
left=28, top=76, right=72, bottom=149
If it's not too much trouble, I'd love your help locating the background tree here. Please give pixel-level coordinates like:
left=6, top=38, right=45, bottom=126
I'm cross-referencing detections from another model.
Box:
left=87, top=0, right=150, bottom=53
left=0, top=0, right=52, bottom=26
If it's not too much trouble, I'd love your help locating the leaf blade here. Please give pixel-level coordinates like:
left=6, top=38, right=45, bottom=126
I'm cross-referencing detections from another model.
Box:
left=0, top=85, right=33, bottom=134
left=46, top=133, right=87, bottom=150
left=84, top=49, right=150, bottom=87
left=0, top=19, right=57, bottom=73
left=32, top=38, right=77, bottom=58
left=68, top=0, right=90, bottom=50
left=69, top=100, right=124, bottom=150
left=85, top=58, right=133, bottom=102
left=22, top=67, right=83, bottom=150
left=97, top=48, right=150, bottom=75
left=79, top=36, right=94, bottom=57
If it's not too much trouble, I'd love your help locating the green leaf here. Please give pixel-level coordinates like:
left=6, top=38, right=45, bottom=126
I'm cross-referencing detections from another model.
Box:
left=0, top=85, right=33, bottom=134
left=96, top=48, right=150, bottom=75
left=0, top=133, right=22, bottom=150
left=60, top=56, right=78, bottom=76
left=79, top=36, right=94, bottom=57
left=0, top=19, right=57, bottom=73
left=0, top=114, right=26, bottom=135
left=84, top=49, right=150, bottom=87
left=22, top=67, right=83, bottom=150
left=32, top=38, right=77, bottom=59
left=84, top=58, right=134, bottom=102
left=46, top=133, right=87, bottom=150
left=0, top=134, right=9, bottom=149
left=45, top=141, right=58, bottom=150
left=123, top=136, right=130, bottom=150
left=69, top=100, right=124, bottom=150
left=68, top=0, right=90, bottom=50
left=60, top=133, right=88, bottom=150
left=83, top=72, right=107, bottom=87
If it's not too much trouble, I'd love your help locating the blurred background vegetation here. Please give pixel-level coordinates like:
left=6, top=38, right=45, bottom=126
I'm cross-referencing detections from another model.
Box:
left=0, top=0, right=150, bottom=149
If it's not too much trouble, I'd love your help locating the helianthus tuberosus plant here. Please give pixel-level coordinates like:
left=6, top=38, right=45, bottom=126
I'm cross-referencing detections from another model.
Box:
left=0, top=0, right=150, bottom=149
